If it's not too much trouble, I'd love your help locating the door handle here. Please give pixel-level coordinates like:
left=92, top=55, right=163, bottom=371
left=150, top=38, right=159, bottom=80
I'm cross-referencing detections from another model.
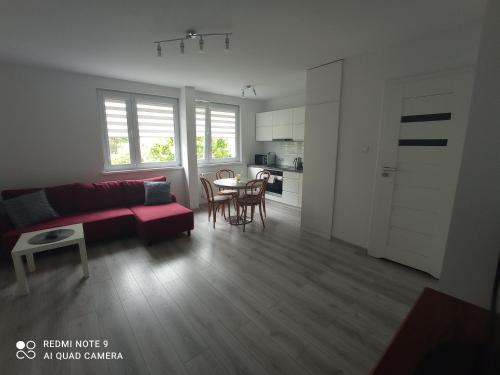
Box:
left=383, top=166, right=398, bottom=172
left=382, top=166, right=398, bottom=177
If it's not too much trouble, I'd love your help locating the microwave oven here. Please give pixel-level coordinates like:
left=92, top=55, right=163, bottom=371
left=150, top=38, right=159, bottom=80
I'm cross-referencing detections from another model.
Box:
left=255, top=153, right=276, bottom=166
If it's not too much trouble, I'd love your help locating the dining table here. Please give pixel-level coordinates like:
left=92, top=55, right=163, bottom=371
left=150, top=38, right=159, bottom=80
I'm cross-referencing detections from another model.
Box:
left=213, top=177, right=252, bottom=225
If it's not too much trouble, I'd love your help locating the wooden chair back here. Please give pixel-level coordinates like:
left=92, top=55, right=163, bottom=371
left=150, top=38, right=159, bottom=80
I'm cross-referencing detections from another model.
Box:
left=200, top=176, right=215, bottom=202
left=256, top=169, right=270, bottom=180
left=243, top=179, right=265, bottom=199
left=216, top=169, right=235, bottom=179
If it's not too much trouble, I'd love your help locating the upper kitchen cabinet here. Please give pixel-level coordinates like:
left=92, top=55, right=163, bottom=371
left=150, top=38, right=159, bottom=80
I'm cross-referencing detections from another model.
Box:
left=272, top=109, right=293, bottom=140
left=255, top=106, right=305, bottom=141
left=292, top=106, right=305, bottom=141
left=256, top=111, right=273, bottom=127
left=256, top=111, right=273, bottom=141
left=272, top=109, right=293, bottom=126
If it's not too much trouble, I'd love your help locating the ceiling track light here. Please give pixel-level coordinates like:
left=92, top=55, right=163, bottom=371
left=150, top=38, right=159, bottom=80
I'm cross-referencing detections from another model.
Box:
left=241, top=85, right=257, bottom=98
left=154, top=29, right=232, bottom=57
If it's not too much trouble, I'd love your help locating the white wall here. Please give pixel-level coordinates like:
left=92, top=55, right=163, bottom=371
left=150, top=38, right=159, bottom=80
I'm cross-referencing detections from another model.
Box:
left=439, top=0, right=499, bottom=309
left=263, top=93, right=306, bottom=112
left=332, top=25, right=482, bottom=248
left=0, top=62, right=263, bottom=206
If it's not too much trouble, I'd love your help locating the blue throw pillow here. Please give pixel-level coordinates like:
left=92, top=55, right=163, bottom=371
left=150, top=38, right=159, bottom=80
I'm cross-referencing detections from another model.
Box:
left=2, top=190, right=59, bottom=228
left=144, top=181, right=171, bottom=205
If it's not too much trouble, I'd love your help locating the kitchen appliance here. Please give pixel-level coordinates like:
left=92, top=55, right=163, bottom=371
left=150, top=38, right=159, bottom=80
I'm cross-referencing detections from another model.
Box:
left=293, top=157, right=303, bottom=171
left=255, top=152, right=276, bottom=166
left=266, top=169, right=283, bottom=196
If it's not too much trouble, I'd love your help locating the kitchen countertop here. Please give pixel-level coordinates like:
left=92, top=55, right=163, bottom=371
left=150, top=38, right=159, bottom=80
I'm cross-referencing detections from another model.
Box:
left=247, top=164, right=303, bottom=173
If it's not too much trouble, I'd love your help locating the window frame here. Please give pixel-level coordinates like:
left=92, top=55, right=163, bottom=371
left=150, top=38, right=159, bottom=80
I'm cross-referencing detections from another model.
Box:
left=196, top=101, right=241, bottom=165
left=98, top=89, right=181, bottom=171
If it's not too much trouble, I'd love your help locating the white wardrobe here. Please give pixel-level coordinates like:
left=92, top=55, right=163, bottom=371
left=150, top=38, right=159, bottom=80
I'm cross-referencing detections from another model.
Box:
left=301, top=60, right=343, bottom=238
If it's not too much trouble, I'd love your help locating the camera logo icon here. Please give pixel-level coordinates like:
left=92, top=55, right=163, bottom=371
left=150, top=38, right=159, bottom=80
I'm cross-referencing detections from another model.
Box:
left=16, top=340, right=36, bottom=359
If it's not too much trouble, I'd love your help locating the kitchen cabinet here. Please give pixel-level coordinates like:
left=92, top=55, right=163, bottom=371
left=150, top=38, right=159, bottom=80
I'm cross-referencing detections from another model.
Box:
left=256, top=112, right=273, bottom=127
left=256, top=127, right=273, bottom=141
left=292, top=107, right=305, bottom=141
left=256, top=111, right=273, bottom=141
left=255, top=106, right=305, bottom=141
left=292, top=107, right=305, bottom=124
left=302, top=60, right=342, bottom=238
left=273, top=109, right=293, bottom=126
left=248, top=167, right=303, bottom=208
left=283, top=171, right=303, bottom=207
left=272, top=125, right=293, bottom=140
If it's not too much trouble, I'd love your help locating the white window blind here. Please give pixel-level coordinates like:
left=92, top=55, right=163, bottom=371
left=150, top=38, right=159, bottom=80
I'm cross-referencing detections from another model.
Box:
left=104, top=98, right=131, bottom=165
left=196, top=102, right=239, bottom=163
left=136, top=100, right=177, bottom=163
left=196, top=107, right=206, bottom=160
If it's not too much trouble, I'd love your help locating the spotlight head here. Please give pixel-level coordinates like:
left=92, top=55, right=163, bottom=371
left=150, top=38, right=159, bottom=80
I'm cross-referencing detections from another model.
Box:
left=253, top=87, right=257, bottom=96
left=186, top=30, right=197, bottom=39
left=180, top=40, right=185, bottom=54
left=225, top=34, right=230, bottom=51
left=156, top=43, right=162, bottom=57
left=199, top=36, right=204, bottom=52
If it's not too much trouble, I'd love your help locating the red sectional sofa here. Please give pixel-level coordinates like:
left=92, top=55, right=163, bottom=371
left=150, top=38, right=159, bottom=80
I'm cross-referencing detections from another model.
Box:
left=0, top=176, right=194, bottom=255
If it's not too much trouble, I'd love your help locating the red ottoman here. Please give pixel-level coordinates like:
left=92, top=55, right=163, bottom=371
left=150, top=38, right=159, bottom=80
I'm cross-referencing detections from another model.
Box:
left=130, top=203, right=194, bottom=244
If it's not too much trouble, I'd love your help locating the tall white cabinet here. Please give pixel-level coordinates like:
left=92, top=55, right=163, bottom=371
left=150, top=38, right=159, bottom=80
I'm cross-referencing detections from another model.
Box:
left=301, top=61, right=343, bottom=238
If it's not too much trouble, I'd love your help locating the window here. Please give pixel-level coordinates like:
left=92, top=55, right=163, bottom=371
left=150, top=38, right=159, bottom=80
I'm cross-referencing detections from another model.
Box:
left=196, top=102, right=240, bottom=163
left=99, top=90, right=180, bottom=170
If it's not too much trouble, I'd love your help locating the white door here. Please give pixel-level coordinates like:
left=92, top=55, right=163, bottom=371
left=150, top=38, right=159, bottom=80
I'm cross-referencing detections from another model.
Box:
left=368, top=69, right=474, bottom=278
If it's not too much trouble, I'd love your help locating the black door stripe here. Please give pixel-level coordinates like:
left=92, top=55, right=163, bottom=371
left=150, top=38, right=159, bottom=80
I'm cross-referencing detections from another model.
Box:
left=401, top=113, right=452, bottom=123
left=398, top=139, right=448, bottom=146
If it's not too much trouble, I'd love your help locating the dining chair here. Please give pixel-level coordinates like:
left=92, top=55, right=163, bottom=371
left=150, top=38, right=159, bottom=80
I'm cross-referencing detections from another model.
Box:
left=200, top=176, right=232, bottom=229
left=255, top=169, right=270, bottom=217
left=237, top=179, right=266, bottom=232
left=215, top=169, right=239, bottom=206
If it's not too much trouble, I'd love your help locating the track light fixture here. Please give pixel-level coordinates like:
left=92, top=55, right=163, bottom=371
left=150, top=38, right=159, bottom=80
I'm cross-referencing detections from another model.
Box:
left=154, top=30, right=232, bottom=57
left=241, top=85, right=257, bottom=98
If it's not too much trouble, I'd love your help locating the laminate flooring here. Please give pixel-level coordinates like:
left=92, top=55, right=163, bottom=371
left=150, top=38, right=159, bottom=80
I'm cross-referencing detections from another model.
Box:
left=0, top=201, right=436, bottom=375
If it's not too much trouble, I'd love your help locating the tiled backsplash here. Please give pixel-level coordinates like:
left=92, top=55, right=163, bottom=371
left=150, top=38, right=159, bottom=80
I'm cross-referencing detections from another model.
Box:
left=260, top=141, right=304, bottom=167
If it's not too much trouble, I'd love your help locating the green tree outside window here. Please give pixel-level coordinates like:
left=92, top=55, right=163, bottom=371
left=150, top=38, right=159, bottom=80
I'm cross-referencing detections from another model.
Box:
left=149, top=138, right=175, bottom=161
left=196, top=136, right=205, bottom=160
left=211, top=138, right=232, bottom=159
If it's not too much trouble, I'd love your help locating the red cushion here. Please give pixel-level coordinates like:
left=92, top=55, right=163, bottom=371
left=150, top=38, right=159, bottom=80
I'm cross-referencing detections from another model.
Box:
left=2, top=184, right=76, bottom=215
left=130, top=203, right=193, bottom=243
left=2, top=208, right=135, bottom=253
left=74, top=181, right=125, bottom=212
left=122, top=176, right=166, bottom=205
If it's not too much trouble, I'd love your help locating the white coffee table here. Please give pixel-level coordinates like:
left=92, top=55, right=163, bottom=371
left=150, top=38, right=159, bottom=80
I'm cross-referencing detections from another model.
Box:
left=11, top=223, right=89, bottom=295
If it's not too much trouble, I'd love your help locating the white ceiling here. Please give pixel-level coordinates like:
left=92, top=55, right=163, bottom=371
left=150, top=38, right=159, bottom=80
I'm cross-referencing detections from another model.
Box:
left=0, top=0, right=486, bottom=99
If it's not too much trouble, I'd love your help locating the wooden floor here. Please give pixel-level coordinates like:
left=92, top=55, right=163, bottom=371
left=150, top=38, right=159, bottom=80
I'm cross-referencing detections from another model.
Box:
left=0, top=202, right=436, bottom=375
